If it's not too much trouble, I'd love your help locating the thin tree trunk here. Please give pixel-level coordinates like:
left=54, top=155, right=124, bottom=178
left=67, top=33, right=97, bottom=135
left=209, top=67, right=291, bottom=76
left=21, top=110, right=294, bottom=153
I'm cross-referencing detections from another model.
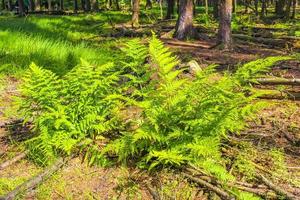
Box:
left=35, top=0, right=41, bottom=11
left=81, top=0, right=85, bottom=10
left=132, top=0, right=140, bottom=27
left=7, top=0, right=13, bottom=11
left=166, top=0, right=175, bottom=19
left=29, top=0, right=34, bottom=11
left=85, top=0, right=91, bottom=11
left=291, top=0, right=296, bottom=18
left=59, top=0, right=64, bottom=10
left=48, top=0, right=53, bottom=11
left=275, top=0, right=285, bottom=16
left=145, top=0, right=152, bottom=9
left=115, top=0, right=120, bottom=10
left=213, top=0, right=219, bottom=18
left=232, top=0, right=236, bottom=13
left=205, top=0, right=208, bottom=15
left=18, top=0, right=25, bottom=16
left=174, top=0, right=194, bottom=40
left=285, top=0, right=292, bottom=18
left=91, top=0, right=99, bottom=11
left=74, top=0, right=78, bottom=13
left=217, top=0, right=233, bottom=50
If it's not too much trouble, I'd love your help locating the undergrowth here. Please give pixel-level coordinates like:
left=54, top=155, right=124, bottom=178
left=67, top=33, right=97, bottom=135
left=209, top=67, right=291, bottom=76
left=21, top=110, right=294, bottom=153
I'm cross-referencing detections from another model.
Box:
left=16, top=35, right=290, bottom=199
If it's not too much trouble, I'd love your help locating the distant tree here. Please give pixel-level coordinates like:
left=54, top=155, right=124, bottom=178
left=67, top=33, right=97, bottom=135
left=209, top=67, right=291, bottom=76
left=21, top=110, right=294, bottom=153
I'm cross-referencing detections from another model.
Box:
left=132, top=0, right=140, bottom=27
left=217, top=0, right=233, bottom=50
left=74, top=0, right=78, bottom=13
left=48, top=0, right=53, bottom=11
left=60, top=0, right=64, bottom=10
left=174, top=0, right=194, bottom=40
left=85, top=0, right=91, bottom=11
left=35, top=0, right=41, bottom=11
left=275, top=0, right=285, bottom=16
left=91, top=0, right=98, bottom=11
left=18, top=0, right=25, bottom=15
left=145, top=0, right=152, bottom=9
left=166, top=0, right=175, bottom=19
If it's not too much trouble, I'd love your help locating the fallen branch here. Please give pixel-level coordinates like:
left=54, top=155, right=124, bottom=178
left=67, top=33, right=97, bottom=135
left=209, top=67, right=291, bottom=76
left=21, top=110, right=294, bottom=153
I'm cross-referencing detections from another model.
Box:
left=254, top=89, right=300, bottom=100
left=0, top=151, right=28, bottom=171
left=256, top=78, right=300, bottom=86
left=233, top=34, right=287, bottom=47
left=182, top=172, right=233, bottom=200
left=145, top=183, right=161, bottom=200
left=258, top=174, right=299, bottom=200
left=0, top=157, right=67, bottom=200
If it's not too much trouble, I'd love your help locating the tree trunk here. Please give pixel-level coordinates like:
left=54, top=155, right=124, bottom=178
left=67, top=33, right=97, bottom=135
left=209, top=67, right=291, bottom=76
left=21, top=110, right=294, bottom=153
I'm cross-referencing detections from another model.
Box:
left=59, top=0, right=64, bottom=10
left=145, top=0, right=152, bottom=9
left=48, top=0, right=53, bottom=11
left=115, top=0, right=120, bottom=10
left=261, top=0, right=267, bottom=16
left=1, top=0, right=4, bottom=10
left=174, top=0, right=194, bottom=40
left=18, top=0, right=25, bottom=16
left=166, top=0, right=175, bottom=19
left=29, top=0, right=34, bottom=11
left=254, top=0, right=259, bottom=16
left=85, top=0, right=91, bottom=11
left=213, top=0, right=219, bottom=18
left=7, top=0, right=13, bottom=11
left=74, top=0, right=78, bottom=13
left=132, top=0, right=140, bottom=27
left=81, top=0, right=85, bottom=10
left=275, top=0, right=285, bottom=16
left=35, top=0, right=41, bottom=11
left=217, top=0, right=233, bottom=50
left=285, top=0, right=292, bottom=18
left=232, top=0, right=236, bottom=13
left=205, top=0, right=208, bottom=15
left=291, top=0, right=296, bottom=18
left=91, top=0, right=99, bottom=11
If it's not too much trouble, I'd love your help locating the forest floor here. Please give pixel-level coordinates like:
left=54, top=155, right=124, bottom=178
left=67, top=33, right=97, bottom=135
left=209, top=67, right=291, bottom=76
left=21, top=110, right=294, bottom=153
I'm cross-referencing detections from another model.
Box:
left=0, top=11, right=300, bottom=199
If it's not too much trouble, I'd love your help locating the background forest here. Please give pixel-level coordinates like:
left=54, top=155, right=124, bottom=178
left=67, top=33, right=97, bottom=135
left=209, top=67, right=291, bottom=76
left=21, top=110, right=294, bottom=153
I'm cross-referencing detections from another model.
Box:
left=0, top=0, right=299, bottom=199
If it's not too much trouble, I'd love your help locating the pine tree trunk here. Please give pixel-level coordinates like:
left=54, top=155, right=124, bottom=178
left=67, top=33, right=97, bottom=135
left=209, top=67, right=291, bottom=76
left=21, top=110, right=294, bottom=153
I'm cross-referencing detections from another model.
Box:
left=275, top=0, right=285, bottom=16
left=218, top=0, right=233, bottom=50
left=48, top=0, right=53, bottom=11
left=8, top=0, right=13, bottom=11
left=145, top=0, right=152, bottom=9
left=59, top=0, right=64, bottom=10
left=285, top=0, right=292, bottom=18
left=91, top=0, right=99, bottom=11
left=166, top=0, right=175, bottom=19
left=35, top=0, right=41, bottom=11
left=85, top=0, right=91, bottom=11
left=29, top=0, right=35, bottom=11
left=18, top=0, right=25, bottom=15
left=213, top=0, right=219, bottom=18
left=1, top=0, right=4, bottom=10
left=132, top=0, right=140, bottom=27
left=81, top=0, right=85, bottom=10
left=115, top=0, right=120, bottom=10
left=291, top=0, right=296, bottom=18
left=74, top=0, right=78, bottom=13
left=174, top=0, right=194, bottom=40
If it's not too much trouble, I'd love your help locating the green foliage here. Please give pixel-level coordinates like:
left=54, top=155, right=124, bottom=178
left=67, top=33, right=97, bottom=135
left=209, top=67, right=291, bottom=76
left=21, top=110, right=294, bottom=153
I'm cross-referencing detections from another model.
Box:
left=18, top=35, right=287, bottom=189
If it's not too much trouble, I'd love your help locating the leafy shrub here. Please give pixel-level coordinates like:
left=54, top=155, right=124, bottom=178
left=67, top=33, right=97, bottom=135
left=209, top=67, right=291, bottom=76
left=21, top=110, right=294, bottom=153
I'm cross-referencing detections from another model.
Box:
left=17, top=35, right=289, bottom=181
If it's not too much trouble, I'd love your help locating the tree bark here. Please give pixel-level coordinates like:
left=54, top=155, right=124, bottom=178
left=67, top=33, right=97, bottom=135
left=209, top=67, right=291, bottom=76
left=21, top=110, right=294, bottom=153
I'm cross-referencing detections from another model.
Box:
left=174, top=0, right=194, bottom=40
left=213, top=0, right=219, bottom=18
left=59, top=0, right=64, bottom=10
left=18, top=0, right=25, bottom=16
left=29, top=0, right=34, bottom=11
left=91, top=0, right=99, bottom=11
left=48, top=0, right=53, bottom=11
left=217, top=0, right=233, bottom=50
left=285, top=0, right=292, bottom=18
left=35, top=0, right=41, bottom=11
left=166, top=0, right=175, bottom=19
left=74, top=0, right=78, bottom=13
left=115, top=0, right=120, bottom=10
left=275, top=0, right=285, bottom=16
left=132, top=0, right=140, bottom=27
left=145, top=0, right=152, bottom=9
left=85, top=0, right=91, bottom=11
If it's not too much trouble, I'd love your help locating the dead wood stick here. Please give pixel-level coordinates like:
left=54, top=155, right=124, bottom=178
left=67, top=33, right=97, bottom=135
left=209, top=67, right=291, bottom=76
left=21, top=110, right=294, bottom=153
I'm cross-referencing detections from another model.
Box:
left=145, top=183, right=161, bottom=200
left=0, top=151, right=28, bottom=171
left=233, top=34, right=287, bottom=47
left=258, top=174, right=299, bottom=200
left=182, top=172, right=233, bottom=200
left=256, top=78, right=300, bottom=86
left=0, top=157, right=67, bottom=200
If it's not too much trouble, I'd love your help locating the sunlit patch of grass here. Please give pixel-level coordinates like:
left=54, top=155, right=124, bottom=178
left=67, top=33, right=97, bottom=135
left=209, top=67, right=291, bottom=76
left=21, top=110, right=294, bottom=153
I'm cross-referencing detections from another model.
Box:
left=0, top=30, right=120, bottom=76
